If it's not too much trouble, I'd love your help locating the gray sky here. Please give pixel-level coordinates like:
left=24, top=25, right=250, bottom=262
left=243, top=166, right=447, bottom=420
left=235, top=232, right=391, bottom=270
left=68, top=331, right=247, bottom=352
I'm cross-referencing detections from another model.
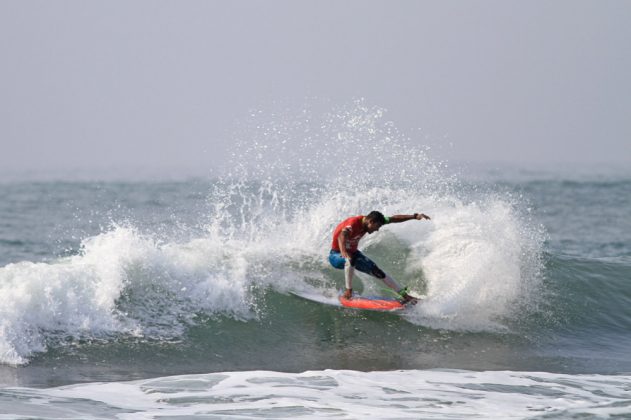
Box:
left=1, top=1, right=630, bottom=178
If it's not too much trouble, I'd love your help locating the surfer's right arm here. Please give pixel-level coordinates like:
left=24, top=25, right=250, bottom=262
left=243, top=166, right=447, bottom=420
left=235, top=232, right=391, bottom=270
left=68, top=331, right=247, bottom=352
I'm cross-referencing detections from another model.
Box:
left=338, top=228, right=352, bottom=260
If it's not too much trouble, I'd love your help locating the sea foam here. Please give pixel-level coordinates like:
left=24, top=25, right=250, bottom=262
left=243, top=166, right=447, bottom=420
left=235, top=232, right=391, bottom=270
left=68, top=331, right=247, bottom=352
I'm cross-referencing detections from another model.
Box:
left=1, top=369, right=629, bottom=419
left=0, top=225, right=256, bottom=365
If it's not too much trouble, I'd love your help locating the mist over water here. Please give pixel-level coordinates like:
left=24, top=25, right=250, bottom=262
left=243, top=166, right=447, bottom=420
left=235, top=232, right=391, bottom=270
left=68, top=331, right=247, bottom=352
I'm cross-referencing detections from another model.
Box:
left=214, top=100, right=547, bottom=330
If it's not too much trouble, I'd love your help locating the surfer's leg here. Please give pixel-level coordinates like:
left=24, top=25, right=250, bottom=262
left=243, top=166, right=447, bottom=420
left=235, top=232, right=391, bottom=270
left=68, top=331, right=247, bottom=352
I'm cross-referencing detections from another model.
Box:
left=374, top=267, right=413, bottom=302
left=372, top=267, right=402, bottom=292
left=344, top=260, right=354, bottom=290
left=380, top=272, right=403, bottom=292
left=353, top=252, right=402, bottom=292
left=329, top=250, right=355, bottom=292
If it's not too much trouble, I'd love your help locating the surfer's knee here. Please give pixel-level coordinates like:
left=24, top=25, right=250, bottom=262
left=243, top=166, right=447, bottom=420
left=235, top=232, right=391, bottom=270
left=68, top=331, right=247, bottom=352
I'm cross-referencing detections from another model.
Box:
left=371, top=265, right=386, bottom=279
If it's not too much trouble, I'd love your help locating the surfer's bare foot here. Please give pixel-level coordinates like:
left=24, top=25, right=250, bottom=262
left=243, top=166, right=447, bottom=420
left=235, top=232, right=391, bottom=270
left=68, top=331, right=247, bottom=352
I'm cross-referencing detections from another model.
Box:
left=400, top=293, right=418, bottom=305
left=343, top=288, right=353, bottom=299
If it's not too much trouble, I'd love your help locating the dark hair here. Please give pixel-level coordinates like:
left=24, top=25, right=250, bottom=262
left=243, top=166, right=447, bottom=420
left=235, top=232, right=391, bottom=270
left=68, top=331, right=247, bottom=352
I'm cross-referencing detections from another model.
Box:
left=365, top=211, right=386, bottom=224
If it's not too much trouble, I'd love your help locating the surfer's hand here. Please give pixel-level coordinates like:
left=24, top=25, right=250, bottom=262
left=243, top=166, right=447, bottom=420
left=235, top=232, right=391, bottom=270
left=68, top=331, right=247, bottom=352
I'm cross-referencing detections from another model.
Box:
left=414, top=213, right=431, bottom=221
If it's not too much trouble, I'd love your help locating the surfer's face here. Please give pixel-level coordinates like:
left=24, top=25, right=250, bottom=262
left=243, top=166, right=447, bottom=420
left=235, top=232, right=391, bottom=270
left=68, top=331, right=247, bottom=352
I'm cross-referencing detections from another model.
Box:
left=365, top=220, right=383, bottom=234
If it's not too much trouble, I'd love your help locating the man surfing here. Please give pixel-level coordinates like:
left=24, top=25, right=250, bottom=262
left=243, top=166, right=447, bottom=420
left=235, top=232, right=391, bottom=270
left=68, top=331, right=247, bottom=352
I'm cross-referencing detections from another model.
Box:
left=329, top=211, right=431, bottom=304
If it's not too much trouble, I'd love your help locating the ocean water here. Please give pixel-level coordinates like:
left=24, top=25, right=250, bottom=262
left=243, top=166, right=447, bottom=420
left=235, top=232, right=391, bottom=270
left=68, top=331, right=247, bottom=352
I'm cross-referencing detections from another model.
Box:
left=1, top=104, right=630, bottom=418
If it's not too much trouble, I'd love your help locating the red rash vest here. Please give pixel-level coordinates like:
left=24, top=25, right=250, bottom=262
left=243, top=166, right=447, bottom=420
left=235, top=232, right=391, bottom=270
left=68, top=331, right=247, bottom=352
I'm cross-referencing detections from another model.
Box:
left=331, top=215, right=366, bottom=254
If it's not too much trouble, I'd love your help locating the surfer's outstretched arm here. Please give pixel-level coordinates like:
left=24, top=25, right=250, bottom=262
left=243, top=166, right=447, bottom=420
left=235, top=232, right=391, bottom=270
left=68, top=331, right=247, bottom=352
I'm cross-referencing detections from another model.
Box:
left=387, top=213, right=431, bottom=223
left=338, top=229, right=352, bottom=260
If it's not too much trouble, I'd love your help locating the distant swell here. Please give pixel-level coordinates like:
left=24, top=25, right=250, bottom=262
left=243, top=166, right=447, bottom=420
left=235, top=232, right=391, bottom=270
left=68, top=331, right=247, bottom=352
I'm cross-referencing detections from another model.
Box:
left=543, top=254, right=631, bottom=333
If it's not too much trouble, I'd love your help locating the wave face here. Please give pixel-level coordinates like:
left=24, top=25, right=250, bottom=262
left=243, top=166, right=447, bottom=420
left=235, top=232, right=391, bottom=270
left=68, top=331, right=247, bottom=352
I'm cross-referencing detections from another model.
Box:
left=0, top=102, right=629, bottom=385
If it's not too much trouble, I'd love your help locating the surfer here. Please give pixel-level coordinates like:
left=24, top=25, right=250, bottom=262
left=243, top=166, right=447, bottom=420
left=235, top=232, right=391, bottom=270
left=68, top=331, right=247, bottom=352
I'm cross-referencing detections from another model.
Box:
left=329, top=211, right=430, bottom=303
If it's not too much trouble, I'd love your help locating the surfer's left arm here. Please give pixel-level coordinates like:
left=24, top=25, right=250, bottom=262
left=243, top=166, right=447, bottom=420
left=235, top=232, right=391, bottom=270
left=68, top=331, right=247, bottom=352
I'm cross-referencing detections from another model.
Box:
left=387, top=213, right=431, bottom=223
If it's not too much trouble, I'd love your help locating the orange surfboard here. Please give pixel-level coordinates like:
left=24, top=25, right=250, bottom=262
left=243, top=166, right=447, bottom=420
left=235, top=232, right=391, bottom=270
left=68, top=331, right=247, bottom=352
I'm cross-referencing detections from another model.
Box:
left=290, top=290, right=413, bottom=312
left=338, top=294, right=406, bottom=311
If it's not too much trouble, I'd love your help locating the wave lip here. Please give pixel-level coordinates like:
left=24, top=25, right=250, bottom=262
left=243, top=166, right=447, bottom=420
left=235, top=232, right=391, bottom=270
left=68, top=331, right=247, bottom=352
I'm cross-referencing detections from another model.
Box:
left=0, top=230, right=130, bottom=365
left=409, top=198, right=544, bottom=331
left=0, top=225, right=256, bottom=366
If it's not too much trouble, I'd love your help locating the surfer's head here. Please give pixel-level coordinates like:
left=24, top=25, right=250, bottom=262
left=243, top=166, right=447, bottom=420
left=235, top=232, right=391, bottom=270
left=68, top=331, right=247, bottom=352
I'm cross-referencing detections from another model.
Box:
left=364, top=211, right=386, bottom=233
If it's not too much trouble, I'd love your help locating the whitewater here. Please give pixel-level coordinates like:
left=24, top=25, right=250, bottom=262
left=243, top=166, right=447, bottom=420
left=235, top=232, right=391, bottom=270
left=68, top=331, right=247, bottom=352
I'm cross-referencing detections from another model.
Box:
left=1, top=102, right=630, bottom=418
